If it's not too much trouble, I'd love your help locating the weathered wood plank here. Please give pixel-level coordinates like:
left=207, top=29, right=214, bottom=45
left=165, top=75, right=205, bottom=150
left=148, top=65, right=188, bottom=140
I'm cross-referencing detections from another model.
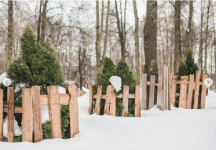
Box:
left=109, top=86, right=116, bottom=116
left=22, top=88, right=33, bottom=142
left=149, top=75, right=155, bottom=109
left=0, top=89, right=3, bottom=141
left=95, top=86, right=102, bottom=115
left=187, top=74, right=194, bottom=109
left=122, top=85, right=129, bottom=116
left=68, top=84, right=79, bottom=138
left=193, top=71, right=201, bottom=109
left=170, top=75, right=178, bottom=107
left=163, top=65, right=169, bottom=110
left=157, top=77, right=163, bottom=110
left=135, top=85, right=140, bottom=117
left=179, top=76, right=189, bottom=109
left=201, top=75, right=208, bottom=109
left=93, top=94, right=135, bottom=99
left=32, top=86, right=43, bottom=142
left=3, top=106, right=22, bottom=113
left=88, top=85, right=93, bottom=114
left=7, top=87, right=14, bottom=142
left=141, top=74, right=147, bottom=110
left=41, top=94, right=70, bottom=106
left=48, top=86, right=62, bottom=139
left=168, top=68, right=171, bottom=110
left=104, top=86, right=111, bottom=115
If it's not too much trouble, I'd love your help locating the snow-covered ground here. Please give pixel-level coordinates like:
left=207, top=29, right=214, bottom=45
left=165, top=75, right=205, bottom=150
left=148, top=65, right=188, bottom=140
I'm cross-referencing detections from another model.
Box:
left=1, top=90, right=216, bottom=150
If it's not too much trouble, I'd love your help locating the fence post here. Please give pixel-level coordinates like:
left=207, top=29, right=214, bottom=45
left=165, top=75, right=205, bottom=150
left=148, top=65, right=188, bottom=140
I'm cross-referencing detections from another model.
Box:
left=68, top=84, right=79, bottom=138
left=149, top=75, right=155, bottom=109
left=141, top=74, right=147, bottom=110
left=201, top=75, right=208, bottom=109
left=187, top=74, right=194, bottom=109
left=122, top=85, right=129, bottom=116
left=163, top=65, right=169, bottom=110
left=193, top=71, right=201, bottom=109
left=109, top=86, right=116, bottom=116
left=32, top=86, right=43, bottom=142
left=95, top=86, right=102, bottom=115
left=135, top=85, right=140, bottom=117
left=157, top=76, right=163, bottom=110
left=22, top=88, right=33, bottom=142
left=170, top=75, right=178, bottom=107
left=179, top=76, right=189, bottom=108
left=104, top=86, right=111, bottom=115
left=7, top=87, right=14, bottom=142
left=48, top=86, right=62, bottom=139
left=0, top=89, right=3, bottom=141
left=88, top=85, right=93, bottom=114
left=168, top=68, right=171, bottom=110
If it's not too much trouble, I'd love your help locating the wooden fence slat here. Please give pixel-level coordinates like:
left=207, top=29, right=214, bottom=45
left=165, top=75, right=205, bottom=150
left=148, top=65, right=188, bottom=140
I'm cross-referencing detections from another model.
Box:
left=187, top=74, right=194, bottom=109
left=95, top=86, right=102, bottom=115
left=170, top=75, right=178, bottom=107
left=135, top=85, right=140, bottom=117
left=179, top=76, right=189, bottom=109
left=157, top=77, right=163, bottom=110
left=141, top=74, right=147, bottom=110
left=122, top=85, right=129, bottom=116
left=22, top=88, right=32, bottom=142
left=163, top=65, right=169, bottom=110
left=193, top=71, right=201, bottom=109
left=68, top=84, right=79, bottom=138
left=109, top=86, right=116, bottom=116
left=7, top=87, right=14, bottom=142
left=149, top=75, right=155, bottom=109
left=48, top=86, right=62, bottom=139
left=32, top=86, right=43, bottom=142
left=168, top=68, right=171, bottom=110
left=0, top=89, right=3, bottom=141
left=201, top=75, right=208, bottom=109
left=88, top=85, right=93, bottom=114
left=104, top=86, right=111, bottom=115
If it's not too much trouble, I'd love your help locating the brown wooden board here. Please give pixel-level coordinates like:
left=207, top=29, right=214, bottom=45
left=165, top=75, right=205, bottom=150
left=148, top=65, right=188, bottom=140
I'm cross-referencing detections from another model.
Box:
left=3, top=106, right=22, bottom=113
left=163, top=65, right=169, bottom=110
left=32, top=86, right=43, bottom=142
left=68, top=84, right=79, bottom=138
left=7, top=87, right=14, bottom=142
left=104, top=86, right=111, bottom=115
left=95, top=86, right=102, bottom=115
left=168, top=68, right=171, bottom=110
left=88, top=85, right=93, bottom=114
left=0, top=89, right=3, bottom=141
left=122, top=85, right=129, bottom=116
left=170, top=75, right=177, bottom=107
left=48, top=86, right=62, bottom=139
left=187, top=75, right=194, bottom=109
left=141, top=74, right=147, bottom=110
left=109, top=86, right=116, bottom=116
left=179, top=76, right=189, bottom=108
left=135, top=85, right=140, bottom=117
left=149, top=75, right=155, bottom=109
left=193, top=71, right=201, bottom=109
left=157, top=76, right=163, bottom=110
left=22, top=88, right=33, bottom=142
left=201, top=75, right=208, bottom=109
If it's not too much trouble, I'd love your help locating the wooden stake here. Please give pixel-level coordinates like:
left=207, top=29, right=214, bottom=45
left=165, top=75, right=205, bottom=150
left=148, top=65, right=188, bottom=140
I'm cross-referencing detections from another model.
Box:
left=135, top=85, right=140, bottom=117
left=122, top=85, right=129, bottom=116
left=149, top=75, right=155, bottom=109
left=68, top=84, right=79, bottom=138
left=109, top=86, right=116, bottom=116
left=193, top=71, right=201, bottom=109
left=22, top=88, right=33, bottom=142
left=170, top=75, right=178, bottom=107
left=157, top=77, right=163, bottom=110
left=163, top=65, right=169, bottom=110
left=32, top=86, right=43, bottom=142
left=0, top=89, right=3, bottom=141
left=186, top=74, right=194, bottom=109
left=201, top=75, right=208, bottom=109
left=7, top=87, right=14, bottom=142
left=88, top=85, right=93, bottom=114
left=179, top=76, right=189, bottom=109
left=168, top=68, right=171, bottom=110
left=95, top=86, right=102, bottom=115
left=104, top=86, right=111, bottom=115
left=141, top=74, right=147, bottom=110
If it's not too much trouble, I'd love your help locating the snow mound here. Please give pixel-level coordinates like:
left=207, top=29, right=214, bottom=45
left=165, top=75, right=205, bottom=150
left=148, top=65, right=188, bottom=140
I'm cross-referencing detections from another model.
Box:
left=0, top=72, right=7, bottom=84
left=109, top=76, right=122, bottom=92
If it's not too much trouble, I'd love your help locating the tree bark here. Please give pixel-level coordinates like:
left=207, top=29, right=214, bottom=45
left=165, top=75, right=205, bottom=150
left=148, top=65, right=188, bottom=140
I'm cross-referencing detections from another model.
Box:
left=37, top=0, right=43, bottom=43
left=199, top=1, right=204, bottom=73
left=96, top=0, right=100, bottom=68
left=40, top=0, right=48, bottom=45
left=98, top=0, right=104, bottom=58
left=185, top=1, right=193, bottom=53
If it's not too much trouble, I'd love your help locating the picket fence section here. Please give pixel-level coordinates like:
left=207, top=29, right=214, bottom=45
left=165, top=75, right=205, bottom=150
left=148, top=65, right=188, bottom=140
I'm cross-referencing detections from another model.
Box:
left=0, top=84, right=79, bottom=143
left=88, top=85, right=140, bottom=117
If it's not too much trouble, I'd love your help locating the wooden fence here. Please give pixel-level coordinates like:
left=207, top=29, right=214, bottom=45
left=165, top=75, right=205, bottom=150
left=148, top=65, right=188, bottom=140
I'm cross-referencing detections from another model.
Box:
left=0, top=84, right=79, bottom=142
left=88, top=85, right=140, bottom=117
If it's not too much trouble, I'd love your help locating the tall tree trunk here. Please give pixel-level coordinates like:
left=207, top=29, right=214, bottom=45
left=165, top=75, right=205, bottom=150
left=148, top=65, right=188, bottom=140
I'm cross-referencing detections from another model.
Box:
left=96, top=0, right=100, bottom=68
left=98, top=0, right=104, bottom=56
left=7, top=0, right=14, bottom=68
left=40, top=0, right=48, bottom=44
left=37, top=0, right=43, bottom=42
left=199, top=1, right=204, bottom=73
left=185, top=1, right=193, bottom=53
left=174, top=1, right=181, bottom=74
left=133, top=0, right=140, bottom=84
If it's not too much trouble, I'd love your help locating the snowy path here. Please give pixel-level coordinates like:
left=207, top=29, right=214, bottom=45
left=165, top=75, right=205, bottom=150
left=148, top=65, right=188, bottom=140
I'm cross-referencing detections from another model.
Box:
left=1, top=91, right=216, bottom=150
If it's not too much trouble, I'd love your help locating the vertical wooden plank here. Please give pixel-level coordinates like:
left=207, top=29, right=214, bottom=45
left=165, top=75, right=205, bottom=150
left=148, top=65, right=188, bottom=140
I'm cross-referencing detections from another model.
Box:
left=157, top=76, right=163, bottom=110
left=122, top=85, right=129, bottom=116
left=141, top=74, right=147, bottom=110
left=135, top=85, right=140, bottom=117
left=109, top=86, right=116, bottom=116
left=48, top=86, right=62, bottom=139
left=22, top=88, right=32, bottom=142
left=95, top=86, right=102, bottom=115
left=32, top=86, right=43, bottom=142
left=141, top=64, right=145, bottom=74
left=0, top=89, right=3, bottom=141
left=88, top=85, right=93, bottom=114
left=168, top=68, right=171, bottom=110
left=104, top=86, right=111, bottom=115
left=68, top=84, right=79, bottom=138
left=170, top=75, right=178, bottom=107
left=179, top=76, right=189, bottom=109
left=187, top=74, right=194, bottom=109
left=149, top=75, right=155, bottom=109
left=7, top=87, right=14, bottom=142
left=163, top=65, right=169, bottom=110
left=201, top=75, right=208, bottom=109
left=193, top=71, right=201, bottom=109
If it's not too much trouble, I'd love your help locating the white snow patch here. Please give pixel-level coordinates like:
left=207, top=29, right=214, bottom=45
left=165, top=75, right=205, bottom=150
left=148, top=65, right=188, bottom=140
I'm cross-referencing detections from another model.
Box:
left=109, top=76, right=122, bottom=92
left=0, top=72, right=7, bottom=84
left=3, top=117, right=22, bottom=138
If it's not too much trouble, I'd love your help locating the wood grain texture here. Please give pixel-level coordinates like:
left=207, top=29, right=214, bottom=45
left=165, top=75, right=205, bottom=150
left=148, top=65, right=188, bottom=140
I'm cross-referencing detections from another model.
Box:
left=168, top=68, right=171, bottom=110
left=104, top=86, right=111, bottom=115
left=135, top=85, right=140, bottom=117
left=141, top=74, right=147, bottom=110
left=157, top=77, right=163, bottom=110
left=122, top=85, right=129, bottom=116
left=201, top=75, right=208, bottom=109
left=7, top=87, right=14, bottom=142
left=179, top=76, right=189, bottom=109
left=32, top=86, right=43, bottom=142
left=22, top=88, right=33, bottom=142
left=48, top=86, right=62, bottom=139
left=170, top=75, right=178, bottom=107
left=68, top=84, right=79, bottom=138
left=0, top=89, right=3, bottom=141
left=163, top=65, right=169, bottom=110
left=193, top=71, right=201, bottom=109
left=109, top=86, right=116, bottom=116
left=95, top=86, right=102, bottom=115
left=149, top=75, right=155, bottom=109
left=186, top=75, right=194, bottom=109
left=88, top=85, right=93, bottom=114
left=3, top=106, right=22, bottom=113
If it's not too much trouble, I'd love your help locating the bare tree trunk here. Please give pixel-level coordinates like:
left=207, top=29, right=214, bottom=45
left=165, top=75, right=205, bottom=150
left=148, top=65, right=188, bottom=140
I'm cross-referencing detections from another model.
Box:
left=98, top=0, right=104, bottom=55
left=174, top=1, right=181, bottom=74
left=40, top=0, right=48, bottom=44
left=37, top=0, right=43, bottom=42
left=199, top=1, right=204, bottom=73
left=185, top=1, right=193, bottom=53
left=96, top=0, right=100, bottom=68
left=7, top=0, right=14, bottom=68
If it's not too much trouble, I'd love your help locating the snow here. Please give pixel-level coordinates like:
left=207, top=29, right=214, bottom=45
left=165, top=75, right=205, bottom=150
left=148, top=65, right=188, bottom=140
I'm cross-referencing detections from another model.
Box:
left=0, top=72, right=7, bottom=84
left=1, top=91, right=216, bottom=150
left=3, top=117, right=22, bottom=138
left=109, top=76, right=122, bottom=92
